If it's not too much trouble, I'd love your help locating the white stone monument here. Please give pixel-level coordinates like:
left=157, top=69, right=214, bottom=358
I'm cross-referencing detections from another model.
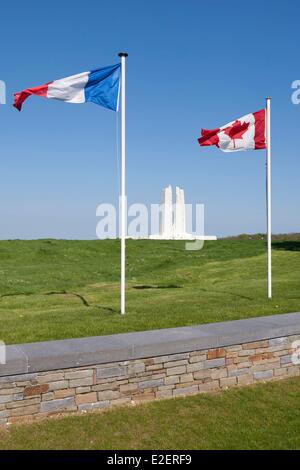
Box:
left=150, top=185, right=217, bottom=240
left=159, top=185, right=173, bottom=239
left=174, top=186, right=186, bottom=238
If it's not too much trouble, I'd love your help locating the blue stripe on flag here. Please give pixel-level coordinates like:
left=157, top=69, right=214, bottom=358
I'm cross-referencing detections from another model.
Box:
left=84, top=64, right=120, bottom=111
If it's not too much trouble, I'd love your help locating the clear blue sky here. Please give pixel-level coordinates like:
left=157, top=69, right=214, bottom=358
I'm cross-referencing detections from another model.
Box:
left=0, top=0, right=299, bottom=239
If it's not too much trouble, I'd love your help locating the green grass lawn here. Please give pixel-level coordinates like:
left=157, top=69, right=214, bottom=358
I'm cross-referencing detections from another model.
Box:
left=0, top=235, right=300, bottom=345
left=0, top=376, right=299, bottom=450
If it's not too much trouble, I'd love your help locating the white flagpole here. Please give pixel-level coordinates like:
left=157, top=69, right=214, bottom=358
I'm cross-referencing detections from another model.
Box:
left=119, top=52, right=128, bottom=314
left=266, top=97, right=272, bottom=299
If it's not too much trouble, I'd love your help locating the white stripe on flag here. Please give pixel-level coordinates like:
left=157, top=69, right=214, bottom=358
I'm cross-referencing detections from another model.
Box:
left=218, top=112, right=255, bottom=152
left=47, top=71, right=89, bottom=103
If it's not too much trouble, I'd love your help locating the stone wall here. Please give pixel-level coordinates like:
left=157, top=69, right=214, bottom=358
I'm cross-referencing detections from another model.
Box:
left=1, top=332, right=300, bottom=425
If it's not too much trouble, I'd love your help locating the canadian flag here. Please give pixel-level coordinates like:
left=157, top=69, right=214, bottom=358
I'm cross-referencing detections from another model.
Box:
left=198, top=109, right=266, bottom=152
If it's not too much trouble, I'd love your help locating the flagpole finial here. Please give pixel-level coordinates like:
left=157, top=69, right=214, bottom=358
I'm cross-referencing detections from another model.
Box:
left=118, top=52, right=128, bottom=57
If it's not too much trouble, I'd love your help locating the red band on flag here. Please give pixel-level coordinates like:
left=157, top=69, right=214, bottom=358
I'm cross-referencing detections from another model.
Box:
left=13, top=82, right=51, bottom=111
left=254, top=109, right=266, bottom=149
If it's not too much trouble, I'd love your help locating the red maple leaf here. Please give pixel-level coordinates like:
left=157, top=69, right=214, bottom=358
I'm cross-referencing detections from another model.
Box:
left=223, top=120, right=250, bottom=147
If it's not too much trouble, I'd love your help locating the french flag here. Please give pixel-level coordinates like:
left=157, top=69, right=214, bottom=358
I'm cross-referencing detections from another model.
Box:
left=14, top=63, right=120, bottom=112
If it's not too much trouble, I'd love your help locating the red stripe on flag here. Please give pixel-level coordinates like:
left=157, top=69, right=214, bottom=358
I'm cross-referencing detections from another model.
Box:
left=198, top=128, right=220, bottom=147
left=254, top=109, right=266, bottom=149
left=13, top=82, right=52, bottom=111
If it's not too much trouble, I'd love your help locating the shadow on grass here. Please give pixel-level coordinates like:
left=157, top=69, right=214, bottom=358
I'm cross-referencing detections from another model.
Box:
left=133, top=284, right=182, bottom=290
left=272, top=241, right=300, bottom=252
left=47, top=292, right=120, bottom=314
left=95, top=305, right=119, bottom=314
left=198, top=287, right=253, bottom=301
left=46, top=291, right=90, bottom=307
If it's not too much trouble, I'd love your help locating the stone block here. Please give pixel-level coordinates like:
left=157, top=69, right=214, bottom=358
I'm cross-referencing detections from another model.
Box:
left=132, top=393, right=155, bottom=402
left=6, top=397, right=40, bottom=409
left=252, top=362, right=279, bottom=372
left=92, top=382, right=119, bottom=392
left=138, top=378, right=164, bottom=390
left=42, top=392, right=55, bottom=401
left=48, top=380, right=68, bottom=391
left=250, top=352, right=274, bottom=362
left=193, top=369, right=212, bottom=380
left=13, top=393, right=23, bottom=401
left=237, top=374, right=254, bottom=385
left=207, top=348, right=226, bottom=360
left=287, top=365, right=300, bottom=376
left=54, top=388, right=75, bottom=399
left=179, top=373, right=194, bottom=383
left=226, top=351, right=239, bottom=359
left=144, top=359, right=155, bottom=366
left=234, top=356, right=253, bottom=364
left=237, top=361, right=252, bottom=368
left=190, top=350, right=207, bottom=357
left=9, top=404, right=40, bottom=417
left=253, top=370, right=273, bottom=380
left=274, top=349, right=290, bottom=357
left=269, top=337, right=288, bottom=348
left=0, top=409, right=9, bottom=419
left=173, top=385, right=199, bottom=396
left=156, top=389, right=173, bottom=399
left=198, top=381, right=219, bottom=392
left=238, top=349, right=254, bottom=357
left=127, top=363, right=146, bottom=375
left=40, top=397, right=75, bottom=413
left=23, top=384, right=49, bottom=397
left=153, top=353, right=189, bottom=364
left=110, top=397, right=131, bottom=407
left=280, top=355, right=293, bottom=365
left=220, top=377, right=237, bottom=388
left=96, top=365, right=127, bottom=380
left=164, top=360, right=188, bottom=368
left=274, top=368, right=287, bottom=377
left=202, top=358, right=225, bottom=369
left=75, top=392, right=97, bottom=405
left=68, top=377, right=93, bottom=388
left=157, top=385, right=174, bottom=391
left=211, top=369, right=227, bottom=380
left=228, top=368, right=249, bottom=377
left=0, top=374, right=37, bottom=385
left=0, top=395, right=13, bottom=404
left=97, top=390, right=120, bottom=401
left=166, top=366, right=186, bottom=376
left=164, top=375, right=179, bottom=385
left=226, top=345, right=242, bottom=352
left=189, top=354, right=206, bottom=363
left=38, top=373, right=64, bottom=384
left=78, top=401, right=110, bottom=411
left=0, top=387, right=23, bottom=395
left=186, top=362, right=205, bottom=373
left=143, top=369, right=165, bottom=377
left=120, top=383, right=138, bottom=393
left=242, top=340, right=269, bottom=350
left=64, top=370, right=93, bottom=380
left=146, top=364, right=164, bottom=371
left=75, top=386, right=91, bottom=394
